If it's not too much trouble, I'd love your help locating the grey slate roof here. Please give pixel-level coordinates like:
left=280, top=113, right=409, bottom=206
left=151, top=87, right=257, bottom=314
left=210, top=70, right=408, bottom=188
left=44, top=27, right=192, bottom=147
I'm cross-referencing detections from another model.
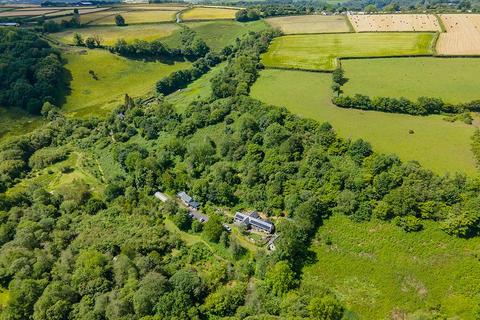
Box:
left=234, top=212, right=274, bottom=233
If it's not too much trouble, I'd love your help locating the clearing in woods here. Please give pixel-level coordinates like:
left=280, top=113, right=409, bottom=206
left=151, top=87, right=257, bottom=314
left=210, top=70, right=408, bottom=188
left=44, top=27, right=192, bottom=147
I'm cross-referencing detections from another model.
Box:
left=348, top=14, right=441, bottom=32
left=301, top=214, right=480, bottom=319
left=181, top=7, right=239, bottom=21
left=342, top=57, right=480, bottom=103
left=261, top=32, right=435, bottom=71
left=265, top=15, right=351, bottom=34
left=62, top=49, right=190, bottom=117
left=52, top=23, right=180, bottom=45
left=437, top=14, right=480, bottom=55
left=250, top=69, right=476, bottom=175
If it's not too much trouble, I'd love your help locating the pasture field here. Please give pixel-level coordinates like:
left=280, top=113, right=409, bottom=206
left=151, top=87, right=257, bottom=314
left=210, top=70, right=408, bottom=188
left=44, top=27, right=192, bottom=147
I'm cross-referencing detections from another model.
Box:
left=0, top=108, right=43, bottom=143
left=348, top=14, right=441, bottom=32
left=181, top=7, right=238, bottom=21
left=302, top=214, right=480, bottom=318
left=92, top=10, right=176, bottom=25
left=342, top=57, right=480, bottom=104
left=250, top=69, right=476, bottom=175
left=0, top=9, right=57, bottom=17
left=261, top=33, right=435, bottom=71
left=437, top=14, right=480, bottom=55
left=62, top=49, right=190, bottom=117
left=265, top=15, right=351, bottom=34
left=76, top=10, right=127, bottom=25
left=163, top=20, right=269, bottom=51
left=53, top=23, right=179, bottom=46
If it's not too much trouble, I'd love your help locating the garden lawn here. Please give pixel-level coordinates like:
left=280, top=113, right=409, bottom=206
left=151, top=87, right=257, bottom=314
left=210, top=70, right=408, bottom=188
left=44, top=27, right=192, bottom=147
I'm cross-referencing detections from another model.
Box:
left=62, top=48, right=190, bottom=117
left=250, top=69, right=477, bottom=175
left=52, top=23, right=179, bottom=46
left=262, top=32, right=435, bottom=71
left=342, top=57, right=480, bottom=104
left=302, top=214, right=480, bottom=319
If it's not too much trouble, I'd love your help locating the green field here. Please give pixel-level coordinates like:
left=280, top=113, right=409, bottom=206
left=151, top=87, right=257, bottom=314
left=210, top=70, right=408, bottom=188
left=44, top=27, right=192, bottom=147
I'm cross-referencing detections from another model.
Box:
left=52, top=23, right=179, bottom=46
left=262, top=33, right=435, bottom=71
left=163, top=20, right=269, bottom=52
left=166, top=62, right=225, bottom=112
left=0, top=108, right=43, bottom=142
left=63, top=48, right=190, bottom=117
left=250, top=69, right=477, bottom=175
left=302, top=214, right=480, bottom=318
left=342, top=57, right=480, bottom=104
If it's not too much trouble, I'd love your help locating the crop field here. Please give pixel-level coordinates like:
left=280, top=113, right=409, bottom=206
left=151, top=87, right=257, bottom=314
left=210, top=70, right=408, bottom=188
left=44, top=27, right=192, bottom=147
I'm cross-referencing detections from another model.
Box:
left=92, top=10, right=176, bottom=25
left=250, top=69, right=476, bottom=175
left=0, top=9, right=57, bottom=17
left=342, top=57, right=480, bottom=103
left=75, top=10, right=127, bottom=24
left=302, top=214, right=480, bottom=318
left=163, top=20, right=269, bottom=51
left=121, top=5, right=187, bottom=11
left=262, top=33, right=435, bottom=71
left=437, top=14, right=480, bottom=55
left=265, top=15, right=351, bottom=34
left=181, top=7, right=238, bottom=21
left=348, top=14, right=441, bottom=32
left=53, top=23, right=179, bottom=46
left=62, top=49, right=190, bottom=117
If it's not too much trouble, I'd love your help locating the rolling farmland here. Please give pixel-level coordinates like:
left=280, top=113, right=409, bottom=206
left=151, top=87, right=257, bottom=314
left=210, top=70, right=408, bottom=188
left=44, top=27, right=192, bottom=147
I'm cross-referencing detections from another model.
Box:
left=348, top=14, right=441, bottom=32
left=181, top=7, right=238, bottom=21
left=250, top=69, right=476, bottom=175
left=437, top=14, right=480, bottom=55
left=265, top=15, right=351, bottom=34
left=262, top=33, right=435, bottom=71
left=92, top=10, right=176, bottom=25
left=342, top=57, right=480, bottom=103
left=52, top=24, right=180, bottom=46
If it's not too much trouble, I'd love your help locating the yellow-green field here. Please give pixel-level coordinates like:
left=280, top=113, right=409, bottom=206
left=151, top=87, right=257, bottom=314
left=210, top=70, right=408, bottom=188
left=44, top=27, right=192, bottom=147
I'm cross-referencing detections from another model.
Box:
left=0, top=108, right=43, bottom=143
left=62, top=49, right=190, bottom=117
left=250, top=69, right=476, bottom=175
left=181, top=7, right=238, bottom=21
left=342, top=57, right=480, bottom=104
left=52, top=23, right=179, bottom=45
left=92, top=10, right=176, bottom=25
left=262, top=33, right=435, bottom=71
left=77, top=10, right=126, bottom=25
left=302, top=214, right=480, bottom=318
left=265, top=15, right=351, bottom=34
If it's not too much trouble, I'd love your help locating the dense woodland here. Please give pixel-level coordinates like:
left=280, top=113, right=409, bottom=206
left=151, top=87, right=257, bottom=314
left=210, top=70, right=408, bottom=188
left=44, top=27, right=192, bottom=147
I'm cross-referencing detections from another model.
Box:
left=0, top=29, right=67, bottom=114
left=0, top=28, right=480, bottom=319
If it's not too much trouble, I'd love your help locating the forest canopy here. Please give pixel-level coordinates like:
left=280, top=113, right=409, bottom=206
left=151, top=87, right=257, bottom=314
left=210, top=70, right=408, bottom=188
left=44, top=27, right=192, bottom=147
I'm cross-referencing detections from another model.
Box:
left=0, top=28, right=68, bottom=114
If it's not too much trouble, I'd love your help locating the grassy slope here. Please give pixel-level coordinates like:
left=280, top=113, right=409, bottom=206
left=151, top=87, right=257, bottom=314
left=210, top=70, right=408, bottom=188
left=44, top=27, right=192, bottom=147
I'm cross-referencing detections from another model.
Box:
left=164, top=20, right=269, bottom=52
left=262, top=32, right=435, bottom=71
left=342, top=57, right=480, bottom=104
left=302, top=214, right=480, bottom=319
left=166, top=62, right=226, bottom=112
left=62, top=48, right=190, bottom=117
left=52, top=23, right=180, bottom=46
left=250, top=69, right=476, bottom=175
left=181, top=7, right=238, bottom=21
left=0, top=108, right=43, bottom=142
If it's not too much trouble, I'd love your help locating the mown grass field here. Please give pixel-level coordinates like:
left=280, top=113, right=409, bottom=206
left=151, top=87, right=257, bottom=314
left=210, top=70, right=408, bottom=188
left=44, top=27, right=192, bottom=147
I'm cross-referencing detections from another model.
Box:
left=52, top=23, right=180, bottom=46
left=342, top=57, right=480, bottom=104
left=262, top=33, right=435, bottom=71
left=301, top=214, right=480, bottom=319
left=62, top=49, right=190, bottom=117
left=265, top=15, right=351, bottom=34
left=93, top=10, right=176, bottom=24
left=250, top=69, right=476, bottom=175
left=181, top=7, right=238, bottom=21
left=163, top=20, right=269, bottom=51
left=167, top=62, right=226, bottom=112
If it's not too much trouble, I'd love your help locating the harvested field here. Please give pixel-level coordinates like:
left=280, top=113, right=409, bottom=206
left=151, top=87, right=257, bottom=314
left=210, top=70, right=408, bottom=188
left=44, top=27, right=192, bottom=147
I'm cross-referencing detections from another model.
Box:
left=437, top=14, right=480, bottom=55
left=121, top=5, right=187, bottom=11
left=349, top=14, right=441, bottom=32
left=53, top=23, right=180, bottom=46
left=265, top=15, right=351, bottom=34
left=181, top=7, right=238, bottom=21
left=43, top=7, right=109, bottom=18
left=92, top=10, right=176, bottom=24
left=262, top=32, right=435, bottom=71
left=77, top=10, right=127, bottom=24
left=0, top=9, right=58, bottom=17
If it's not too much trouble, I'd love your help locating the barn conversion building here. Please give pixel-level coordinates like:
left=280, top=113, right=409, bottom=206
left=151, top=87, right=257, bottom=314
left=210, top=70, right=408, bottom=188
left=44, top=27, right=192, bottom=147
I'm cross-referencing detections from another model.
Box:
left=234, top=211, right=274, bottom=234
left=177, top=191, right=199, bottom=210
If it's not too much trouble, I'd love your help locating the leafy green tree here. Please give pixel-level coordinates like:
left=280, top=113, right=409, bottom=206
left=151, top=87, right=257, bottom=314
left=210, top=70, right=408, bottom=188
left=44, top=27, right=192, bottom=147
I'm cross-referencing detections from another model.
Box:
left=265, top=261, right=297, bottom=296
left=115, top=14, right=126, bottom=26
left=133, top=272, right=168, bottom=316
left=33, top=281, right=77, bottom=320
left=202, top=282, right=246, bottom=317
left=172, top=208, right=192, bottom=231
left=308, top=294, right=344, bottom=320
left=73, top=33, right=84, bottom=46
left=203, top=214, right=224, bottom=243
left=3, top=279, right=47, bottom=320
left=71, top=250, right=112, bottom=296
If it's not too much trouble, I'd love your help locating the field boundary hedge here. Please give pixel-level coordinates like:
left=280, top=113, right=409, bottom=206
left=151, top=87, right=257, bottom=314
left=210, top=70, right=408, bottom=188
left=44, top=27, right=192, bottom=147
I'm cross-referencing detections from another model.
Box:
left=264, top=65, right=334, bottom=73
